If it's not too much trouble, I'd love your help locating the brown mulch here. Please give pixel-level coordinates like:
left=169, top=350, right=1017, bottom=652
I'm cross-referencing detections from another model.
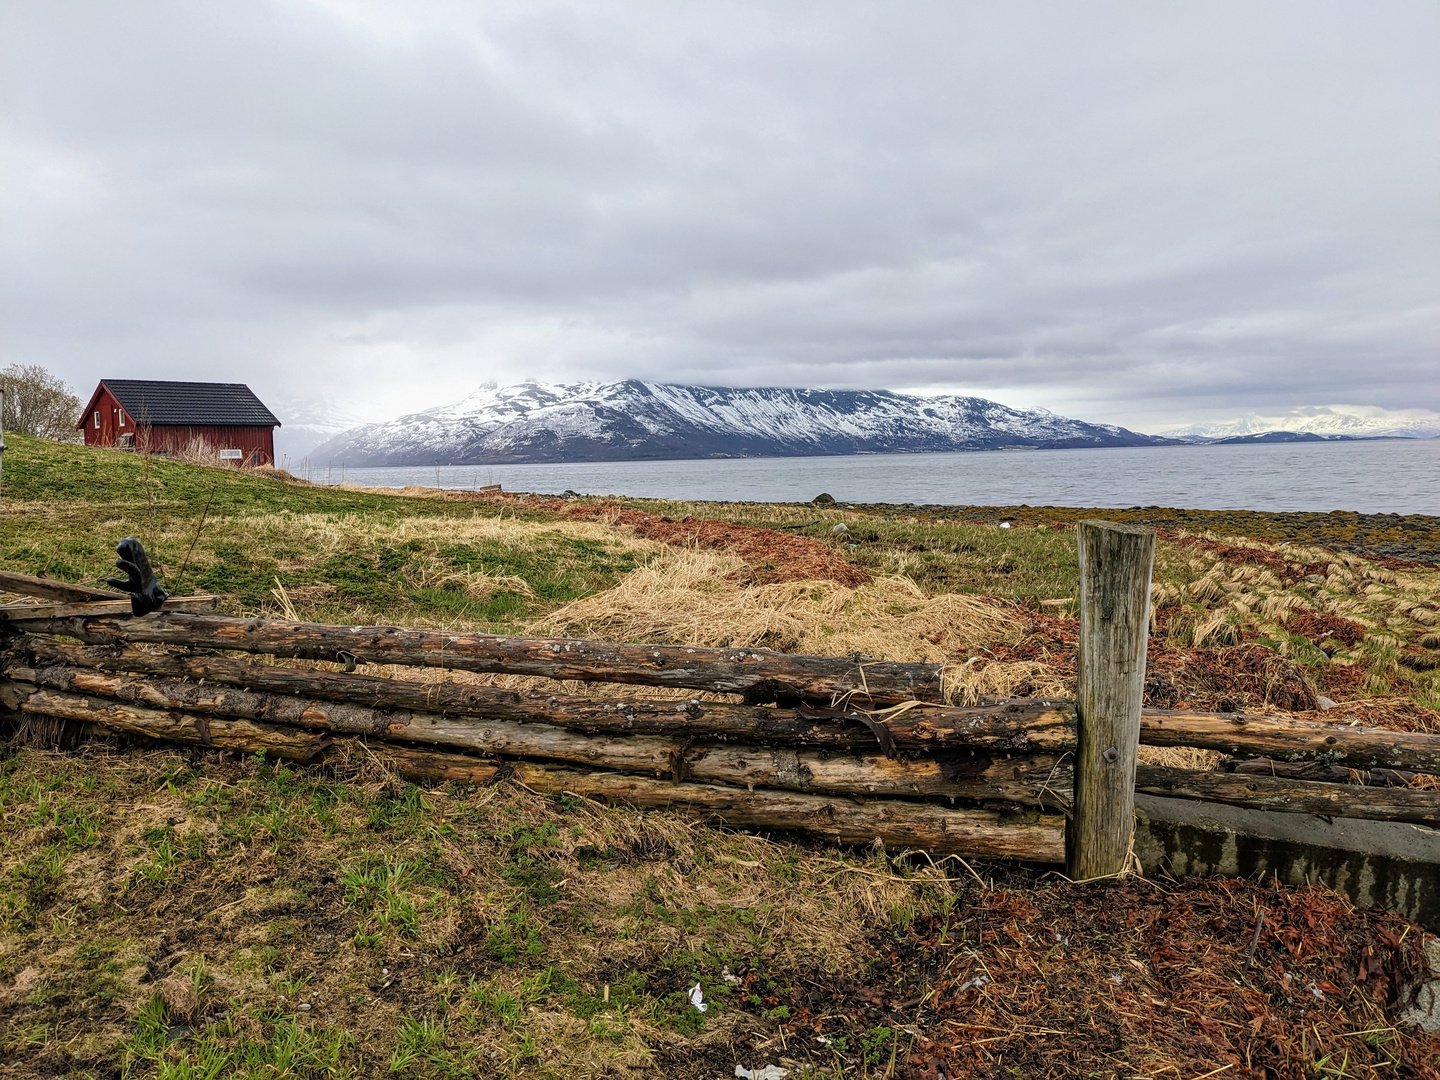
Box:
left=1005, top=608, right=1359, bottom=714
left=998, top=606, right=1440, bottom=733
left=991, top=604, right=1440, bottom=740
left=1144, top=643, right=1320, bottom=713
left=999, top=609, right=1323, bottom=713
left=1290, top=611, right=1367, bottom=648
left=1313, top=658, right=1373, bottom=699
left=756, top=875, right=1440, bottom=1078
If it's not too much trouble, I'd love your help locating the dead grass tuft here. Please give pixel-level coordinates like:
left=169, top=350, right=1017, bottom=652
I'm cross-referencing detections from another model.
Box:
left=1136, top=745, right=1225, bottom=770
left=168, top=435, right=229, bottom=469
left=940, top=657, right=1071, bottom=705
left=399, top=553, right=536, bottom=601
left=156, top=972, right=200, bottom=1022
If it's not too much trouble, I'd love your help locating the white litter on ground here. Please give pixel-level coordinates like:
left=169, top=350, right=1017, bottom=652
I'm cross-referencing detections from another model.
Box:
left=735, top=1066, right=789, bottom=1080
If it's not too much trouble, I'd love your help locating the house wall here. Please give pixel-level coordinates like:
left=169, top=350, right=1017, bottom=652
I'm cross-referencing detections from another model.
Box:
left=138, top=425, right=275, bottom=465
left=80, top=386, right=127, bottom=447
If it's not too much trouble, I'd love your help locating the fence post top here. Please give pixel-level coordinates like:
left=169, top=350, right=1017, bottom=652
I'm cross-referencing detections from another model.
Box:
left=1077, top=519, right=1155, bottom=537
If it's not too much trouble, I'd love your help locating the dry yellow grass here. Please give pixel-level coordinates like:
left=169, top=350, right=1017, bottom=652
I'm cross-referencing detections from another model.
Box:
left=534, top=549, right=1069, bottom=704
left=1137, top=746, right=1225, bottom=770
left=537, top=549, right=1017, bottom=659
left=1156, top=536, right=1440, bottom=644
left=938, top=656, right=1070, bottom=705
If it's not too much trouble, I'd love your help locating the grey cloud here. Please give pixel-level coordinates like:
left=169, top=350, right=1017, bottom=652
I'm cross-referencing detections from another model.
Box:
left=1, top=1, right=1435, bottom=434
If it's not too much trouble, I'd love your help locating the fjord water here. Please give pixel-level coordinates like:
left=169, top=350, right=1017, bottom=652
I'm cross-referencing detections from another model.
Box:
left=319, top=438, right=1438, bottom=516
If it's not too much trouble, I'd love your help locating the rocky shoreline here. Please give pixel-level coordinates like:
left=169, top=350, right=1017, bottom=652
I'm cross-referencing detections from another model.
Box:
left=840, top=502, right=1440, bottom=564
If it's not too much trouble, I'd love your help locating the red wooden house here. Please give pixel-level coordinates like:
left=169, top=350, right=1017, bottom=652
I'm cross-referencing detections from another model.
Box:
left=77, top=380, right=281, bottom=466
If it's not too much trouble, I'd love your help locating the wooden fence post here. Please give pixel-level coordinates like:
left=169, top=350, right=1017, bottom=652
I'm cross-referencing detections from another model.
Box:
left=0, top=387, right=7, bottom=511
left=1068, top=519, right=1155, bottom=880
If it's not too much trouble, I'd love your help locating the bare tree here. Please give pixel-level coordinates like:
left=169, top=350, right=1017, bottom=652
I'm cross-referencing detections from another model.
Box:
left=0, top=364, right=82, bottom=441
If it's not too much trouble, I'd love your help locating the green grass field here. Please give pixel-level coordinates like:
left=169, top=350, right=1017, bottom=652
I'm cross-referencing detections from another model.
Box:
left=4, top=435, right=1440, bottom=1078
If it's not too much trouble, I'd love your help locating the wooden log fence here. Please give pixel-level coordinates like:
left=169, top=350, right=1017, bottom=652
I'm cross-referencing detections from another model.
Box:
left=12, top=638, right=1076, bottom=753
left=9, top=657, right=1440, bottom=827
left=3, top=520, right=1438, bottom=878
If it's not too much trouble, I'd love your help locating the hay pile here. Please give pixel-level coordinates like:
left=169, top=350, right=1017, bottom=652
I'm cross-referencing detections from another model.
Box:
left=536, top=550, right=1068, bottom=703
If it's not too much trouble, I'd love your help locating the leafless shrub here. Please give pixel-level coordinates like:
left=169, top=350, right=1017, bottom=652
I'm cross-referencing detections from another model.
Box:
left=0, top=363, right=82, bottom=441
left=169, top=435, right=227, bottom=468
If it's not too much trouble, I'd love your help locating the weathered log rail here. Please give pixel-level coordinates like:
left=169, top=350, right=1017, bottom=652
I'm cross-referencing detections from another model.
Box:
left=4, top=522, right=1439, bottom=878
left=12, top=638, right=1076, bottom=753
left=0, top=570, right=122, bottom=603
left=0, top=675, right=1068, bottom=805
left=7, top=657, right=1440, bottom=828
left=0, top=610, right=949, bottom=705
left=374, top=748, right=1068, bottom=861
left=0, top=598, right=221, bottom=622
left=15, top=636, right=1440, bottom=771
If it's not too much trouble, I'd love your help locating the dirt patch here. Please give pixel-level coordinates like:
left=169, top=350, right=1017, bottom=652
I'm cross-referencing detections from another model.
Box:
left=760, top=876, right=1440, bottom=1078
left=564, top=504, right=870, bottom=586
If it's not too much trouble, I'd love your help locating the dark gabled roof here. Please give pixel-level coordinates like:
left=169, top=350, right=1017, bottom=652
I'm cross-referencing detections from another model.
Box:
left=91, top=380, right=281, bottom=427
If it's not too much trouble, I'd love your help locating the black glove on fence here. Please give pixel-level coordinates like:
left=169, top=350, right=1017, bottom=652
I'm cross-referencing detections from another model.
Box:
left=106, top=537, right=170, bottom=616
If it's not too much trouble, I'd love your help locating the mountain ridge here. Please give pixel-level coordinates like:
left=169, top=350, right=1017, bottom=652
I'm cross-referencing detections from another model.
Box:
left=307, top=380, right=1174, bottom=466
left=1160, top=408, right=1440, bottom=441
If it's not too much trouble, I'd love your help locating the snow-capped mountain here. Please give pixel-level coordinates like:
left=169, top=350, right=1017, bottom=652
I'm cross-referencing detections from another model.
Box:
left=270, top=395, right=373, bottom=469
left=1160, top=406, right=1440, bottom=442
left=308, top=381, right=1172, bottom=466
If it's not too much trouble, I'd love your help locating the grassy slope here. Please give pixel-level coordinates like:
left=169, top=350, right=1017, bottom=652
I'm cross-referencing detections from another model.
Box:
left=0, top=436, right=656, bottom=632
left=4, top=436, right=1440, bottom=1077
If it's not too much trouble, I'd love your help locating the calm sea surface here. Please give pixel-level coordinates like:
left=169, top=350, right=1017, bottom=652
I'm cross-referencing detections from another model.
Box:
left=313, top=439, right=1439, bottom=516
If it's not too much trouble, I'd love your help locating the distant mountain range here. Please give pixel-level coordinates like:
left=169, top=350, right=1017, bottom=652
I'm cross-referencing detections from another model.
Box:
left=1161, top=408, right=1440, bottom=441
left=1210, top=431, right=1356, bottom=445
left=307, top=381, right=1175, bottom=466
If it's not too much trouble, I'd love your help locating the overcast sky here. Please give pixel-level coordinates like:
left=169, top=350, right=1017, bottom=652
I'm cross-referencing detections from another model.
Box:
left=2, top=1, right=1436, bottom=438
